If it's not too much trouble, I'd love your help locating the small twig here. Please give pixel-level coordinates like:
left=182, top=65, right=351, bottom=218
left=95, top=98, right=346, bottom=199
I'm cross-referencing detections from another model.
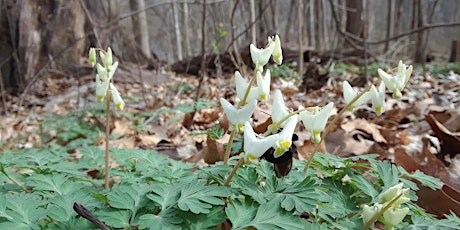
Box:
left=223, top=131, right=235, bottom=165
left=73, top=202, right=110, bottom=230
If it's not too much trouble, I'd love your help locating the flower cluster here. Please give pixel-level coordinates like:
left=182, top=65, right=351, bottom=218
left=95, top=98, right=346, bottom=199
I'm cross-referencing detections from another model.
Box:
left=89, top=47, right=125, bottom=110
left=362, top=183, right=410, bottom=229
left=342, top=61, right=413, bottom=115
left=220, top=35, right=334, bottom=165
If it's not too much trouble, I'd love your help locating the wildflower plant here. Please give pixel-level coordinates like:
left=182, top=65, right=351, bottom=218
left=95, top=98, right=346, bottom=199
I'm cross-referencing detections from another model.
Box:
left=0, top=38, right=458, bottom=229
left=89, top=47, right=124, bottom=189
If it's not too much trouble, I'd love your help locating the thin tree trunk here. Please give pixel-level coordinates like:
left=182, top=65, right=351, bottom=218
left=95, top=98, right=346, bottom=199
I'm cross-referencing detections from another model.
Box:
left=344, top=0, right=363, bottom=48
left=183, top=3, right=191, bottom=57
left=284, top=0, right=295, bottom=42
left=250, top=0, right=256, bottom=44
left=298, top=0, right=303, bottom=74
left=172, top=0, right=183, bottom=60
left=308, top=0, right=315, bottom=48
left=384, top=0, right=394, bottom=51
left=129, top=0, right=152, bottom=59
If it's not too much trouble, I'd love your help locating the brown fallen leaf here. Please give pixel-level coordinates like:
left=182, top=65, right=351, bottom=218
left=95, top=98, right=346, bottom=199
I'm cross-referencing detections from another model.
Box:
left=425, top=114, right=460, bottom=165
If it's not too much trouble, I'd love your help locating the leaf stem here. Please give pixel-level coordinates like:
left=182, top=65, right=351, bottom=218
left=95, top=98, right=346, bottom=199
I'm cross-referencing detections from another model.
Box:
left=224, top=158, right=245, bottom=186
left=104, top=90, right=112, bottom=189
left=0, top=163, right=29, bottom=193
left=303, top=84, right=373, bottom=172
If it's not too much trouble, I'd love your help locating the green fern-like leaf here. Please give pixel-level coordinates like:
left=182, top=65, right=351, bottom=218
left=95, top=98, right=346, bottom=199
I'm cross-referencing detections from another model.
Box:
left=138, top=209, right=183, bottom=230
left=177, top=182, right=231, bottom=214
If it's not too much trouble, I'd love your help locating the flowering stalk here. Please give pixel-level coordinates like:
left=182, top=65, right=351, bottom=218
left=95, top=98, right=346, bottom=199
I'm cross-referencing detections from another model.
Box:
left=303, top=84, right=373, bottom=172
left=89, top=47, right=124, bottom=189
left=104, top=90, right=111, bottom=189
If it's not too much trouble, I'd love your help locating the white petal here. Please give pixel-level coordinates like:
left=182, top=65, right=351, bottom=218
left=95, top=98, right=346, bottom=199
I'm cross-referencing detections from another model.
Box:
left=278, top=115, right=297, bottom=140
left=220, top=98, right=238, bottom=124
left=110, top=84, right=125, bottom=110
left=272, top=90, right=289, bottom=125
left=108, top=61, right=119, bottom=80
left=236, top=99, right=257, bottom=124
left=257, top=70, right=271, bottom=103
left=244, top=122, right=279, bottom=158
left=313, top=102, right=334, bottom=131
left=96, top=63, right=108, bottom=82
left=342, top=81, right=356, bottom=104
left=235, top=71, right=259, bottom=103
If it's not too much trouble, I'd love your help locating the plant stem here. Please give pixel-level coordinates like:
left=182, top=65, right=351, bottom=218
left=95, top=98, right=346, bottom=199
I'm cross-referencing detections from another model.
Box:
left=303, top=84, right=373, bottom=172
left=224, top=158, right=245, bottom=186
left=104, top=90, right=112, bottom=189
left=0, top=164, right=29, bottom=193
left=223, top=130, right=235, bottom=164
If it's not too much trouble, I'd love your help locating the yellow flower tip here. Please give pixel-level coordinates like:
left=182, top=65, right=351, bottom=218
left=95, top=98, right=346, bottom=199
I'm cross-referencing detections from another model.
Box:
left=260, top=93, right=268, bottom=102
left=89, top=48, right=96, bottom=67
left=311, top=130, right=321, bottom=143
left=116, top=103, right=124, bottom=110
left=375, top=106, right=383, bottom=116
left=97, top=96, right=105, bottom=102
left=237, top=124, right=245, bottom=133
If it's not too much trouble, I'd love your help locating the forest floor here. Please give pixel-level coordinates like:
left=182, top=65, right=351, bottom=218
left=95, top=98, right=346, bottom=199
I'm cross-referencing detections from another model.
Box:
left=1, top=61, right=460, bottom=217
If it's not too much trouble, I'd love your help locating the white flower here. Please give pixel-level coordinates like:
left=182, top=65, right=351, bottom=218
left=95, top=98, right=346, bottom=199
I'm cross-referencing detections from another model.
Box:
left=370, top=82, right=386, bottom=116
left=235, top=71, right=259, bottom=104
left=256, top=69, right=271, bottom=103
left=89, top=47, right=96, bottom=67
left=274, top=115, right=298, bottom=158
left=271, top=90, right=290, bottom=127
left=110, top=84, right=125, bottom=110
left=381, top=183, right=410, bottom=206
left=96, top=75, right=110, bottom=102
left=342, top=81, right=370, bottom=109
left=362, top=203, right=382, bottom=226
left=382, top=206, right=409, bottom=228
left=220, top=98, right=257, bottom=133
left=271, top=34, right=283, bottom=65
left=96, top=63, right=108, bottom=82
left=299, top=102, right=334, bottom=143
left=250, top=42, right=275, bottom=73
left=378, top=60, right=413, bottom=99
left=243, top=121, right=279, bottom=164
left=108, top=61, right=119, bottom=80
left=100, top=47, right=113, bottom=69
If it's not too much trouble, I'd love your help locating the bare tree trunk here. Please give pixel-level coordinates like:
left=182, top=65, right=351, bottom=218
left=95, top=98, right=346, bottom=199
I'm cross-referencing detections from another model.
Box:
left=414, top=0, right=424, bottom=63
left=298, top=0, right=303, bottom=74
left=271, top=0, right=278, bottom=32
left=384, top=0, right=394, bottom=51
left=172, top=0, right=183, bottom=60
left=284, top=0, right=295, bottom=42
left=308, top=0, right=315, bottom=49
left=250, top=0, right=256, bottom=44
left=129, top=0, right=152, bottom=60
left=183, top=3, right=191, bottom=57
left=344, top=0, right=363, bottom=48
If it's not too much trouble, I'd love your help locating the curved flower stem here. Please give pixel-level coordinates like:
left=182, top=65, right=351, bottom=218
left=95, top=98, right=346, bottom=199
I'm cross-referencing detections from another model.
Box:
left=263, top=107, right=312, bottom=136
left=361, top=193, right=404, bottom=230
left=0, top=163, right=29, bottom=193
left=303, top=84, right=373, bottom=172
left=238, top=75, right=257, bottom=108
left=104, top=90, right=112, bottom=189
left=224, top=158, right=245, bottom=186
left=223, top=131, right=235, bottom=165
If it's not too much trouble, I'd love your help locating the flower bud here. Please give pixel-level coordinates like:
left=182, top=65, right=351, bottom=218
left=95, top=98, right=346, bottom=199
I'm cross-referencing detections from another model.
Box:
left=89, top=48, right=97, bottom=67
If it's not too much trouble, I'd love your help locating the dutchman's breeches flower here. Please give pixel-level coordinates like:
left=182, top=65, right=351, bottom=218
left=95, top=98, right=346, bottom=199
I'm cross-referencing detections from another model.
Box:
left=370, top=82, right=386, bottom=116
left=299, top=102, right=334, bottom=143
left=235, top=71, right=259, bottom=104
left=250, top=42, right=275, bottom=73
left=274, top=115, right=298, bottom=158
left=243, top=122, right=279, bottom=164
left=270, top=90, right=290, bottom=128
left=378, top=60, right=413, bottom=99
left=256, top=70, right=271, bottom=103
left=220, top=98, right=257, bottom=133
left=343, top=80, right=370, bottom=109
left=91, top=47, right=124, bottom=110
left=271, top=34, right=283, bottom=65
